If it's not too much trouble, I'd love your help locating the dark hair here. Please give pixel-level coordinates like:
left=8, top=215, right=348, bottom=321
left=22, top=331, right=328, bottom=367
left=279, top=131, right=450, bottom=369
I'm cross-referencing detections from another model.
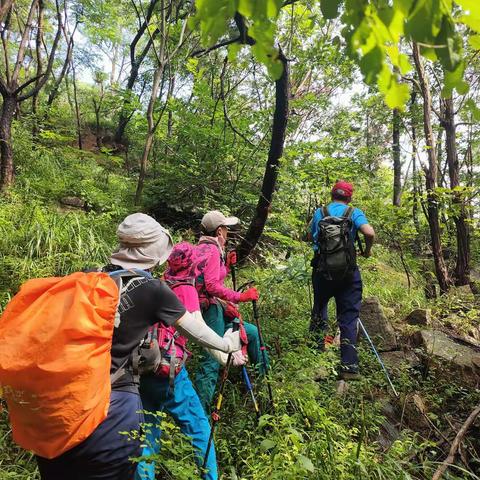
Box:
left=331, top=192, right=351, bottom=202
left=200, top=226, right=219, bottom=237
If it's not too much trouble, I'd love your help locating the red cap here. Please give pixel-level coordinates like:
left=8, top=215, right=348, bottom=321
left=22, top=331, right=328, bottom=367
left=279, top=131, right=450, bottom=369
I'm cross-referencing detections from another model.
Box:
left=332, top=181, right=353, bottom=199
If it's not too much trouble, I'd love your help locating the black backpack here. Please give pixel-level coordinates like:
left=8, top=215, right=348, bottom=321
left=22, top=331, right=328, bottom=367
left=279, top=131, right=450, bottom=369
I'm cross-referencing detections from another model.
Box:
left=314, top=206, right=357, bottom=280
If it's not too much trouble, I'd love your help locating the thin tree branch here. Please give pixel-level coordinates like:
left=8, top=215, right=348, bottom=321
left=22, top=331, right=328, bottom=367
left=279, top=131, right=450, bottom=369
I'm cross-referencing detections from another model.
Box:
left=0, top=0, right=14, bottom=23
left=192, top=36, right=240, bottom=57
left=432, top=404, right=480, bottom=480
left=11, top=0, right=38, bottom=85
left=17, top=0, right=63, bottom=101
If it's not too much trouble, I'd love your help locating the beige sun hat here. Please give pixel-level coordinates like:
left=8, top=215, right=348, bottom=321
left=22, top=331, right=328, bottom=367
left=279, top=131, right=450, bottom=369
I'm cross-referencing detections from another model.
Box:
left=110, top=213, right=173, bottom=270
left=200, top=210, right=239, bottom=233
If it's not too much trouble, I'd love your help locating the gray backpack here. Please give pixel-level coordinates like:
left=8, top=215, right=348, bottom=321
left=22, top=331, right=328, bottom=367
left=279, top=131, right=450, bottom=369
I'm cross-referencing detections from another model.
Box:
left=315, top=206, right=356, bottom=280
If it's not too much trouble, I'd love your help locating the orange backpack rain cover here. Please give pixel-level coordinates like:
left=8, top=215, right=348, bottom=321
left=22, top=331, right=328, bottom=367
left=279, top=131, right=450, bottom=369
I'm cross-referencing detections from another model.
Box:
left=0, top=272, right=119, bottom=458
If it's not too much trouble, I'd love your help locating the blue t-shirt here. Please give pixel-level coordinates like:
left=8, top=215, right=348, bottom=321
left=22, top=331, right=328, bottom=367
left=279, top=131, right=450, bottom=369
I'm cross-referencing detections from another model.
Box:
left=311, top=202, right=368, bottom=250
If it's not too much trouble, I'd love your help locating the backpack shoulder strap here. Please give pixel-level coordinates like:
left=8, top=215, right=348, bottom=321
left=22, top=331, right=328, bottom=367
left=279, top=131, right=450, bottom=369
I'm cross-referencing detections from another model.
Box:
left=321, top=206, right=329, bottom=218
left=343, top=206, right=354, bottom=219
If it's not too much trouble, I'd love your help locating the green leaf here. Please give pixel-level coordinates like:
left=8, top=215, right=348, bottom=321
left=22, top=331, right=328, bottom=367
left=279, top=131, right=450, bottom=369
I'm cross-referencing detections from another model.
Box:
left=260, top=439, right=276, bottom=451
left=420, top=46, right=438, bottom=62
left=405, top=0, right=445, bottom=43
left=468, top=34, right=480, bottom=50
left=238, top=0, right=254, bottom=17
left=378, top=67, right=410, bottom=109
left=394, top=0, right=414, bottom=16
left=320, top=0, right=342, bottom=19
left=435, top=16, right=462, bottom=71
left=359, top=46, right=383, bottom=85
left=442, top=61, right=469, bottom=97
left=464, top=99, right=480, bottom=121
left=297, top=455, right=315, bottom=472
left=228, top=42, right=242, bottom=62
left=456, top=1, right=480, bottom=32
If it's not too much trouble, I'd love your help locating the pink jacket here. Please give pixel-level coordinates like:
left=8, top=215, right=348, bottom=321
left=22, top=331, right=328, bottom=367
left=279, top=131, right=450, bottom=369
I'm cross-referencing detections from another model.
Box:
left=169, top=284, right=200, bottom=313
left=196, top=238, right=241, bottom=304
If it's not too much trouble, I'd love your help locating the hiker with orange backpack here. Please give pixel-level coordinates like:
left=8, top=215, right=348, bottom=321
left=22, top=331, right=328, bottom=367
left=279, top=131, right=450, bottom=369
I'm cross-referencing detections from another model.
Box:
left=0, top=213, right=241, bottom=480
left=135, top=242, right=247, bottom=480
left=194, top=210, right=270, bottom=411
left=310, top=181, right=375, bottom=380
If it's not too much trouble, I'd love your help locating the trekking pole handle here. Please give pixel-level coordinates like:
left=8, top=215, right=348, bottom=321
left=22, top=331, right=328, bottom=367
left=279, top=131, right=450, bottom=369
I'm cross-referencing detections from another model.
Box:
left=356, top=234, right=364, bottom=256
left=231, top=264, right=237, bottom=291
left=252, top=299, right=259, bottom=319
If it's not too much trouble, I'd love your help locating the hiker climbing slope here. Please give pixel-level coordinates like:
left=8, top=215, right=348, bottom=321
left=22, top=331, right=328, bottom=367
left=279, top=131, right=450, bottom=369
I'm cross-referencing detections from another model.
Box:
left=194, top=210, right=270, bottom=411
left=0, top=213, right=241, bottom=480
left=136, top=242, right=246, bottom=480
left=310, top=181, right=375, bottom=379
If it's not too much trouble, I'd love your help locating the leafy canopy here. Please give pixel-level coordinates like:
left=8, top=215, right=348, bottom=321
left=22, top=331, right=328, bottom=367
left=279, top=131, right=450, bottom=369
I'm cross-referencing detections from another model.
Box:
left=192, top=0, right=480, bottom=109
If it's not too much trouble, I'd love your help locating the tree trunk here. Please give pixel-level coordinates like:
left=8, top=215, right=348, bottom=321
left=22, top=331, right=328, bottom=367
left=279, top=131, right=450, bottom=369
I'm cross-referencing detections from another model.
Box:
left=412, top=42, right=451, bottom=293
left=392, top=108, right=402, bottom=206
left=0, top=94, right=17, bottom=189
left=134, top=63, right=165, bottom=205
left=443, top=97, right=470, bottom=285
left=410, top=94, right=421, bottom=237
left=110, top=42, right=118, bottom=85
left=93, top=99, right=102, bottom=149
left=47, top=21, right=76, bottom=107
left=114, top=0, right=160, bottom=146
left=31, top=0, right=44, bottom=136
left=71, top=62, right=82, bottom=150
left=237, top=50, right=289, bottom=261
left=0, top=0, right=14, bottom=22
left=114, top=65, right=139, bottom=145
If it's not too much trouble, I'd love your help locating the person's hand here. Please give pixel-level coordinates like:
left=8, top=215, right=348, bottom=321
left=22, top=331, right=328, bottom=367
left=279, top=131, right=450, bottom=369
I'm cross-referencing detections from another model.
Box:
left=239, top=287, right=259, bottom=302
left=224, top=302, right=241, bottom=320
left=223, top=328, right=241, bottom=352
left=232, top=350, right=248, bottom=366
left=226, top=251, right=237, bottom=268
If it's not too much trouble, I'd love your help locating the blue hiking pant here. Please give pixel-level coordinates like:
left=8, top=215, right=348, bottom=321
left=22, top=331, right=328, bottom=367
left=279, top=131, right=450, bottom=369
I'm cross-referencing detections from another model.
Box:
left=135, top=367, right=217, bottom=480
left=195, top=303, right=269, bottom=412
left=310, top=267, right=363, bottom=371
left=36, top=391, right=143, bottom=480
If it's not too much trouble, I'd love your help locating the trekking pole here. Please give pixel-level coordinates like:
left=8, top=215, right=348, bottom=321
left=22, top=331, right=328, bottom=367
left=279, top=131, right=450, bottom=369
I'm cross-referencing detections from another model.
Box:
left=202, top=320, right=240, bottom=477
left=252, top=300, right=274, bottom=408
left=357, top=318, right=399, bottom=397
left=231, top=261, right=237, bottom=291
left=231, top=264, right=261, bottom=418
left=242, top=365, right=261, bottom=419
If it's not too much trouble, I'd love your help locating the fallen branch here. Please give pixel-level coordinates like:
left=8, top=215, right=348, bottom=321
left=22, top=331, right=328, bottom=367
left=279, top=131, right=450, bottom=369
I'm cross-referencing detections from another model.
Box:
left=432, top=404, right=480, bottom=480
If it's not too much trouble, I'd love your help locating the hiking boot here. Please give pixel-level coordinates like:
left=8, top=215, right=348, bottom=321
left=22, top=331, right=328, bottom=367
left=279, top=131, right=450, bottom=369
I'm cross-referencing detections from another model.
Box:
left=339, top=371, right=361, bottom=381
left=339, top=364, right=360, bottom=381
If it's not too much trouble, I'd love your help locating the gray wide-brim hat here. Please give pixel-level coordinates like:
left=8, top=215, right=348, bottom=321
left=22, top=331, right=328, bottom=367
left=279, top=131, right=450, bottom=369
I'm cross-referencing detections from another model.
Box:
left=110, top=213, right=173, bottom=270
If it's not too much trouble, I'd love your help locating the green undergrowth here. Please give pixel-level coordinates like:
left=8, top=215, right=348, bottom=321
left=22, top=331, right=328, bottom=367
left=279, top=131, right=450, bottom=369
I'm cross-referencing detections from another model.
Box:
left=0, top=134, right=479, bottom=478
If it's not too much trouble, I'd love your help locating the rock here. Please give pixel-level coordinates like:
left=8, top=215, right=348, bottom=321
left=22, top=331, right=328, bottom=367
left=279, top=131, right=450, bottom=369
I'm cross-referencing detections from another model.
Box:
left=335, top=380, right=349, bottom=396
left=359, top=297, right=397, bottom=351
left=447, top=284, right=474, bottom=301
left=381, top=350, right=421, bottom=371
left=402, top=392, right=430, bottom=431
left=377, top=399, right=400, bottom=451
left=60, top=196, right=86, bottom=209
left=313, top=366, right=329, bottom=382
left=412, top=329, right=480, bottom=377
left=405, top=308, right=431, bottom=326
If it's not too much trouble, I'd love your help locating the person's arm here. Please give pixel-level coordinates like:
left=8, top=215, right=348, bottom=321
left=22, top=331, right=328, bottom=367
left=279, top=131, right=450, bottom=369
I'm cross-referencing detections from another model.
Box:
left=152, top=280, right=240, bottom=353
left=202, top=244, right=242, bottom=303
left=303, top=219, right=313, bottom=242
left=359, top=224, right=375, bottom=258
left=174, top=311, right=241, bottom=353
